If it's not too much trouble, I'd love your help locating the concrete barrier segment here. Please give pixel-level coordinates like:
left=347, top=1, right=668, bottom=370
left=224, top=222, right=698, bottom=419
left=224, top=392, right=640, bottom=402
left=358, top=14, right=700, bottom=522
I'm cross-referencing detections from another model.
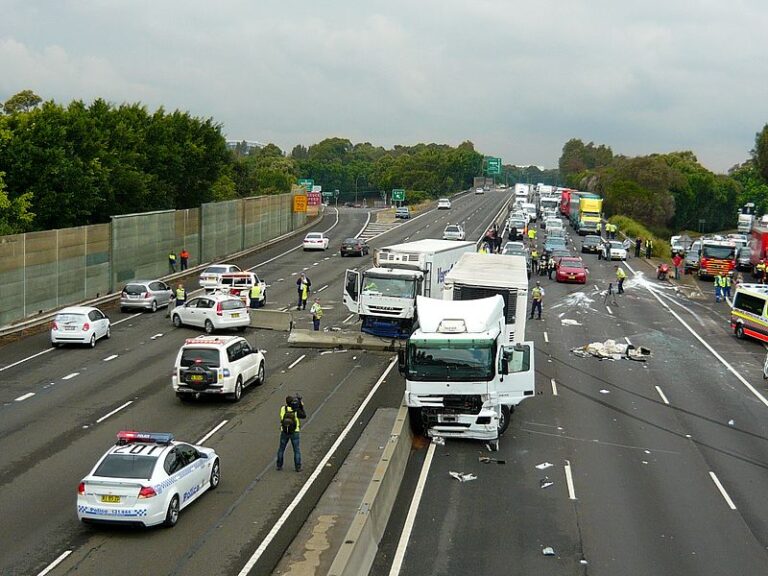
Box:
left=287, top=329, right=406, bottom=352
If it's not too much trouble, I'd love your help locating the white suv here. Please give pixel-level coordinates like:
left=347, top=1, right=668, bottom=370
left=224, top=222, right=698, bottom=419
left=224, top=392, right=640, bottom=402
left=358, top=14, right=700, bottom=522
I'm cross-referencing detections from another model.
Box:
left=171, top=293, right=250, bottom=333
left=173, top=335, right=265, bottom=402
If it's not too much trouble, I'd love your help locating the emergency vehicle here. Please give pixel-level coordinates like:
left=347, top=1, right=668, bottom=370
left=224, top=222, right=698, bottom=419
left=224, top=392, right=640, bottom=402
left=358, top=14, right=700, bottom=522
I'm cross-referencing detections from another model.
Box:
left=77, top=431, right=220, bottom=528
left=697, top=238, right=736, bottom=278
left=731, top=283, right=768, bottom=343
left=749, top=217, right=768, bottom=276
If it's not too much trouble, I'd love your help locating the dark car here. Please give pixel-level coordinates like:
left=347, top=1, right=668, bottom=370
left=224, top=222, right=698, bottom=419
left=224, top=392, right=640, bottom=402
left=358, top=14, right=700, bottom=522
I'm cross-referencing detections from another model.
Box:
left=736, top=246, right=752, bottom=272
left=340, top=237, right=370, bottom=257
left=581, top=235, right=602, bottom=254
left=544, top=236, right=567, bottom=255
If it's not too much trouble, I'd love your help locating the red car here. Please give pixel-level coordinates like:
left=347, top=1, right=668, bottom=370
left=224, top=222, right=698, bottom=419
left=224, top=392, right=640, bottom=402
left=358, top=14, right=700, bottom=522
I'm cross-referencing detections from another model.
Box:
left=555, top=257, right=588, bottom=284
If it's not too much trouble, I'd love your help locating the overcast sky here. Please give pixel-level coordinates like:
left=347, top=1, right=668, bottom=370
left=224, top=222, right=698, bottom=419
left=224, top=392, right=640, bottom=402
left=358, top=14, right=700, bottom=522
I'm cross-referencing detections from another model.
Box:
left=1, top=0, right=766, bottom=173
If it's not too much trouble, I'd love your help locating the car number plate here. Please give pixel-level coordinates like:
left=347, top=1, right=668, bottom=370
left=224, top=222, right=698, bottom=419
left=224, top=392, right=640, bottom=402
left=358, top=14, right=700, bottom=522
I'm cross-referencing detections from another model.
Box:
left=65, top=326, right=76, bottom=331
left=100, top=495, right=121, bottom=503
left=231, top=313, right=240, bottom=318
left=189, top=374, right=204, bottom=382
left=438, top=414, right=457, bottom=423
left=569, top=274, right=575, bottom=279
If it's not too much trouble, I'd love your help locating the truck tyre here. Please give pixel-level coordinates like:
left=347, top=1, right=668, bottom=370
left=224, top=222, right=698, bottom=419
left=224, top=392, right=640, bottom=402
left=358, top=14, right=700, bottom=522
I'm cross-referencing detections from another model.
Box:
left=735, top=323, right=745, bottom=339
left=498, top=405, right=512, bottom=436
left=408, top=407, right=425, bottom=436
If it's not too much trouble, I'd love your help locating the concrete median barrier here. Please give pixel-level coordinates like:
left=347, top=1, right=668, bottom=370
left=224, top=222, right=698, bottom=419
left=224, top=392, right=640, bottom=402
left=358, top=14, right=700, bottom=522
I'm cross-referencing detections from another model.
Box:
left=287, top=329, right=406, bottom=352
left=327, top=404, right=412, bottom=576
left=250, top=309, right=294, bottom=331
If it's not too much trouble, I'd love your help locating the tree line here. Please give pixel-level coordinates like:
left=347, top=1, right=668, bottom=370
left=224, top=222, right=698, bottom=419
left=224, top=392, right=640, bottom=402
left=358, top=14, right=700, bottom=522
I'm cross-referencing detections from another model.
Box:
left=558, top=129, right=768, bottom=235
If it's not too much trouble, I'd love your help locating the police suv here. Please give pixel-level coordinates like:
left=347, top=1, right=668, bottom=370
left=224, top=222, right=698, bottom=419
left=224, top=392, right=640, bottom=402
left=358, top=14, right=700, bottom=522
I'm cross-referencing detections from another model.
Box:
left=77, top=431, right=220, bottom=528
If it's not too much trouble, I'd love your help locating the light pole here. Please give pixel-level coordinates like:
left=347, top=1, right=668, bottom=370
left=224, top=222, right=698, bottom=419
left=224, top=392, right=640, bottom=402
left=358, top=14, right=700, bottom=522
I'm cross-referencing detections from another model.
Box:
left=355, top=174, right=366, bottom=206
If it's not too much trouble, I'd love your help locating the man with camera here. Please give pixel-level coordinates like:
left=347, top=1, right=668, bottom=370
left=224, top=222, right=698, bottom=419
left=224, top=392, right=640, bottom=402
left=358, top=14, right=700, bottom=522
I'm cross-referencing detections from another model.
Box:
left=277, top=395, right=306, bottom=472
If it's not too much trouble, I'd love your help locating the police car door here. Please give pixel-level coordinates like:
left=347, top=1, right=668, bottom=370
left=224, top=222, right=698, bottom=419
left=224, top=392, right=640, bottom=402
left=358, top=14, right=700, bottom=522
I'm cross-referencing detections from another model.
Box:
left=498, top=343, right=536, bottom=407
left=343, top=270, right=361, bottom=314
left=174, top=445, right=204, bottom=508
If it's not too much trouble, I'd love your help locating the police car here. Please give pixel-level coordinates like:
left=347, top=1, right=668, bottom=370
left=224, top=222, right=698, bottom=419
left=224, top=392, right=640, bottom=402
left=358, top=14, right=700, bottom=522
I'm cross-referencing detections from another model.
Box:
left=77, top=431, right=220, bottom=528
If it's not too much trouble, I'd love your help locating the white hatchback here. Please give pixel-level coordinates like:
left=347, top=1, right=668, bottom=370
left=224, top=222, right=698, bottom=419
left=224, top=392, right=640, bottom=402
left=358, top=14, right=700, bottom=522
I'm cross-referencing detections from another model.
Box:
left=442, top=224, right=466, bottom=241
left=171, top=294, right=250, bottom=334
left=303, top=232, right=329, bottom=251
left=437, top=198, right=452, bottom=209
left=51, top=306, right=111, bottom=348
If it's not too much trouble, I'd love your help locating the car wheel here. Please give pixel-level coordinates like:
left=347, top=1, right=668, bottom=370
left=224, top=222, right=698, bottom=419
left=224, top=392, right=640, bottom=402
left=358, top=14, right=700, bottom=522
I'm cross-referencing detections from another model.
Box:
left=89, top=334, right=96, bottom=348
left=51, top=341, right=59, bottom=348
left=256, top=362, right=265, bottom=386
left=231, top=377, right=243, bottom=402
left=204, top=320, right=214, bottom=334
left=262, top=293, right=267, bottom=306
left=163, top=495, right=180, bottom=527
left=120, top=306, right=128, bottom=313
left=408, top=407, right=425, bottom=436
left=105, top=326, right=111, bottom=339
left=151, top=300, right=158, bottom=313
left=209, top=459, right=221, bottom=490
left=498, top=405, right=512, bottom=436
left=172, top=314, right=182, bottom=328
left=735, top=323, right=745, bottom=339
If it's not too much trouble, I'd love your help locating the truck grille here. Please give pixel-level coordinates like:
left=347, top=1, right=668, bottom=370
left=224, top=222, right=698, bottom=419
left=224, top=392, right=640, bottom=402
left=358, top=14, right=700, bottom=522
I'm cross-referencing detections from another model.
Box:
left=368, top=305, right=405, bottom=316
left=419, top=395, right=482, bottom=413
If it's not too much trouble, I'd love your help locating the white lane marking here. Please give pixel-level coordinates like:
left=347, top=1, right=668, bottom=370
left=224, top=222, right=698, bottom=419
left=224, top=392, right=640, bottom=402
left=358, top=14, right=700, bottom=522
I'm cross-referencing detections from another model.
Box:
left=709, top=471, right=737, bottom=510
left=15, top=392, right=35, bottom=402
left=655, top=386, right=670, bottom=405
left=389, top=442, right=436, bottom=576
left=624, top=261, right=768, bottom=409
left=544, top=331, right=549, bottom=343
left=277, top=278, right=284, bottom=282
left=343, top=313, right=355, bottom=324
left=606, top=305, right=613, bottom=315
left=355, top=211, right=372, bottom=238
left=317, top=284, right=328, bottom=293
left=103, top=354, right=118, bottom=362
left=197, top=420, right=229, bottom=445
left=551, top=378, right=558, bottom=396
left=37, top=550, right=72, bottom=576
left=62, top=372, right=79, bottom=380
left=312, top=262, right=318, bottom=266
left=150, top=333, right=163, bottom=340
left=279, top=306, right=289, bottom=312
left=624, top=336, right=632, bottom=345
left=287, top=355, right=306, bottom=370
left=237, top=357, right=398, bottom=576
left=564, top=460, right=577, bottom=500
left=112, top=312, right=142, bottom=326
left=95, top=400, right=133, bottom=424
left=0, top=348, right=53, bottom=373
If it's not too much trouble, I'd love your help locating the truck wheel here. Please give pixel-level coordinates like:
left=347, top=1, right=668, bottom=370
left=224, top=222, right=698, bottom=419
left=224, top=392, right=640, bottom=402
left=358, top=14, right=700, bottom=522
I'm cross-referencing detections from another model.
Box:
left=408, top=407, right=425, bottom=436
left=498, top=405, right=512, bottom=436
left=735, top=324, right=745, bottom=339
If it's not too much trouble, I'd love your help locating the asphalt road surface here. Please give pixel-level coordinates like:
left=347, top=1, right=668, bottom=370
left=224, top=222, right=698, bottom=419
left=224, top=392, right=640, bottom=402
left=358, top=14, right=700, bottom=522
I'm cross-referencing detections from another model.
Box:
left=0, top=190, right=509, bottom=576
left=373, top=213, right=768, bottom=576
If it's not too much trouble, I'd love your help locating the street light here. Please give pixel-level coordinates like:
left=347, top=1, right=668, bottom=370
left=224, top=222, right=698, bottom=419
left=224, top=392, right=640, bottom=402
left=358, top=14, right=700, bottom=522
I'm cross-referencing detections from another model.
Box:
left=355, top=174, right=366, bottom=206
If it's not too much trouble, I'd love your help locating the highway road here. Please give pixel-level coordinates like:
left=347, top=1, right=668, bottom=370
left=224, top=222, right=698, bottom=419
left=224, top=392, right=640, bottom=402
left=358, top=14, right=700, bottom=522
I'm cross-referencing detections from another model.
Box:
left=0, top=190, right=508, bottom=576
left=373, top=213, right=768, bottom=575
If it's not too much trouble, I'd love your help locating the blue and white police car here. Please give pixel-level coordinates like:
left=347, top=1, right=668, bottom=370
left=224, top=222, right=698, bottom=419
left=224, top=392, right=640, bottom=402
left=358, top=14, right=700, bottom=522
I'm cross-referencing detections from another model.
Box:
left=77, top=431, right=220, bottom=528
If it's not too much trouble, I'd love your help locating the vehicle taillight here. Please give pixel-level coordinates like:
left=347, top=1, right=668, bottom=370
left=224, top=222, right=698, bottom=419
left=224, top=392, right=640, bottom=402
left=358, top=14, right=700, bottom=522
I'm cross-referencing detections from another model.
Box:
left=52, top=321, right=58, bottom=331
left=143, top=291, right=150, bottom=298
left=78, top=482, right=85, bottom=495
left=138, top=486, right=157, bottom=499
left=82, top=322, right=90, bottom=331
left=216, top=302, right=223, bottom=316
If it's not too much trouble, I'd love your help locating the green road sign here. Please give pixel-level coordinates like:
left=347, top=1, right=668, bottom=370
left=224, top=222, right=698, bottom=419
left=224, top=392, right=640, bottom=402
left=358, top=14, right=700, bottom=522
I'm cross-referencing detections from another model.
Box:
left=298, top=178, right=314, bottom=192
left=391, top=189, right=405, bottom=202
left=486, top=157, right=502, bottom=175
left=321, top=191, right=333, bottom=197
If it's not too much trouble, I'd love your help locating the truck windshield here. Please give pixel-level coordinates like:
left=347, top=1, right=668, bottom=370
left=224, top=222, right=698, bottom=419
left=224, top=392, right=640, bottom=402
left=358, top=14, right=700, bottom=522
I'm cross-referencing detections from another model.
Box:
left=702, top=245, right=735, bottom=259
left=362, top=275, right=416, bottom=298
left=406, top=339, right=495, bottom=381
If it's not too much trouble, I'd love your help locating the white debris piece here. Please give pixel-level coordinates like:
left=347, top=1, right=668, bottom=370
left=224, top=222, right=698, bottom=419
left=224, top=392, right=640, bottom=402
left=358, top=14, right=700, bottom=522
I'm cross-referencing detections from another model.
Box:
left=432, top=436, right=445, bottom=446
left=449, top=471, right=477, bottom=483
left=536, top=462, right=554, bottom=470
left=542, top=547, right=556, bottom=556
left=572, top=339, right=651, bottom=361
left=561, top=318, right=582, bottom=326
left=728, top=419, right=735, bottom=426
left=599, top=389, right=610, bottom=394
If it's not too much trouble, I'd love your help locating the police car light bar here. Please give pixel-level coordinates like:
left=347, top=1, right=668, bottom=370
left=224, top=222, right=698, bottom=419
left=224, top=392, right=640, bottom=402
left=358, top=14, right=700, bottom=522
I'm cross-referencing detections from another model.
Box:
left=116, top=431, right=174, bottom=445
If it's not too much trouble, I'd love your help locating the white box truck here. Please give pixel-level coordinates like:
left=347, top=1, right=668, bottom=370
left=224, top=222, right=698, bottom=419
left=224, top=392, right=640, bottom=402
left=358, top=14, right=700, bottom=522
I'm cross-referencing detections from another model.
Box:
left=343, top=239, right=475, bottom=338
left=398, top=294, right=535, bottom=444
left=443, top=253, right=529, bottom=344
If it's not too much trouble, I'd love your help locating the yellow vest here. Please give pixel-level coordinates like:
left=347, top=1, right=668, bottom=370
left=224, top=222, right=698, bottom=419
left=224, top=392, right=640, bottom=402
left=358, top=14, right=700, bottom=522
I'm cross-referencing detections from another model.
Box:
left=279, top=406, right=300, bottom=432
left=532, top=287, right=543, bottom=301
left=616, top=268, right=626, bottom=280
left=250, top=284, right=261, bottom=299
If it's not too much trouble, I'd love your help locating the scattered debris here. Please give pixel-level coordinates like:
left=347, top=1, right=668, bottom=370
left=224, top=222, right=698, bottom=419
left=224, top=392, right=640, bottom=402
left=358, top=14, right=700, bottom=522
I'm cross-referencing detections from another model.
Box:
left=572, top=339, right=651, bottom=361
left=536, top=462, right=554, bottom=470
left=479, top=456, right=506, bottom=464
left=728, top=419, right=735, bottom=427
left=432, top=436, right=445, bottom=446
left=542, top=547, right=556, bottom=556
left=540, top=477, right=554, bottom=489
left=599, top=389, right=610, bottom=394
left=449, top=471, right=477, bottom=483
left=580, top=559, right=589, bottom=565
left=561, top=318, right=582, bottom=326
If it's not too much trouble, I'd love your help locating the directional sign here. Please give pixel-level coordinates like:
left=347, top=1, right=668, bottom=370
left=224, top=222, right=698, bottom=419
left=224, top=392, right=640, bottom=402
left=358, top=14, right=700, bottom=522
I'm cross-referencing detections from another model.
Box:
left=486, top=157, right=502, bottom=175
left=298, top=178, right=314, bottom=193
left=391, top=189, right=405, bottom=202
left=322, top=191, right=333, bottom=198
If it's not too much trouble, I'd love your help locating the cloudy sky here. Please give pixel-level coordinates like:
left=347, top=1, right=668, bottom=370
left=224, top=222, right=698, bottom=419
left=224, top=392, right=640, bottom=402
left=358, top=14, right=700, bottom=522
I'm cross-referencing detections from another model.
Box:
left=1, top=0, right=766, bottom=173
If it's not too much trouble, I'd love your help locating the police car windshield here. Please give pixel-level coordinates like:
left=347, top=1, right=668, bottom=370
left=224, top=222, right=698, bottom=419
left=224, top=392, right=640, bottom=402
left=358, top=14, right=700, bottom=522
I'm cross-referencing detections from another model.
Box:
left=180, top=348, right=221, bottom=367
left=94, top=454, right=157, bottom=479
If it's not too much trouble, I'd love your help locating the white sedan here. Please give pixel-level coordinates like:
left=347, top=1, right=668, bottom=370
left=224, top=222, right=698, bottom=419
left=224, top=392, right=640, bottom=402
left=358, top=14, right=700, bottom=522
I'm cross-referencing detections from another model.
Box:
left=51, top=306, right=111, bottom=348
left=199, top=264, right=242, bottom=290
left=437, top=198, right=452, bottom=210
left=601, top=240, right=628, bottom=261
left=303, top=232, right=329, bottom=251
left=77, top=431, right=220, bottom=528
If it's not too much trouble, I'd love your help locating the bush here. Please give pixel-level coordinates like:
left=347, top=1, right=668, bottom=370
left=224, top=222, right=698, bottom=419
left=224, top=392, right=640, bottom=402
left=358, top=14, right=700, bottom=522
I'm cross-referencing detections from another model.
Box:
left=608, top=215, right=671, bottom=259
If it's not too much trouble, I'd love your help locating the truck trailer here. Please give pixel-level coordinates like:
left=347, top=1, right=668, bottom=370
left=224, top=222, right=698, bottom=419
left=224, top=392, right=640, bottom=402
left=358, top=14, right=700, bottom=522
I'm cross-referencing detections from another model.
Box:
left=343, top=239, right=474, bottom=338
left=578, top=195, right=603, bottom=235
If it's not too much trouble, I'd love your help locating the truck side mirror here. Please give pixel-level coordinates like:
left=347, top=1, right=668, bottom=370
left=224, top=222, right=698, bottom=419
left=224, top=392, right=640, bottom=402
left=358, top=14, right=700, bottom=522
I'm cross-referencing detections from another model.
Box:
left=501, top=358, right=509, bottom=375
left=397, top=349, right=406, bottom=375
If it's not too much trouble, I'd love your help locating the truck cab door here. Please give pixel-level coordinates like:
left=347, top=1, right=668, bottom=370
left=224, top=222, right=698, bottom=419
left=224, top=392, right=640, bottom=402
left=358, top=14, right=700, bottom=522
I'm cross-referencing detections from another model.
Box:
left=343, top=269, right=361, bottom=314
left=498, top=342, right=536, bottom=406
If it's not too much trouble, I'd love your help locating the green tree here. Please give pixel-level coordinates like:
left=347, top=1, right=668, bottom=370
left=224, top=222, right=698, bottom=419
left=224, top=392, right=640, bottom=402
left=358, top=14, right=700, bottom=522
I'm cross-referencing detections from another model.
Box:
left=0, top=171, right=35, bottom=234
left=3, top=90, right=42, bottom=114
left=754, top=124, right=768, bottom=184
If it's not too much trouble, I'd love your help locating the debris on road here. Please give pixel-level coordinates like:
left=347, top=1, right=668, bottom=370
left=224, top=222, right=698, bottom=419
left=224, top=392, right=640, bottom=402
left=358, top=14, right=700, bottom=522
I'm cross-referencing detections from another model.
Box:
left=432, top=436, right=445, bottom=446
left=572, top=339, right=651, bottom=361
left=479, top=456, right=506, bottom=464
left=599, top=389, right=610, bottom=394
left=540, top=477, right=554, bottom=489
left=728, top=419, right=735, bottom=427
left=449, top=471, right=477, bottom=483
left=535, top=462, right=554, bottom=470
left=542, top=547, right=556, bottom=556
left=561, top=318, right=582, bottom=326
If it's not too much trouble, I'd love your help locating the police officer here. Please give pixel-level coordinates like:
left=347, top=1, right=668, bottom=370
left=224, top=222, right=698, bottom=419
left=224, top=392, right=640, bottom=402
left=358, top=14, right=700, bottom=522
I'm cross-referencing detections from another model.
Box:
left=296, top=273, right=311, bottom=310
left=529, top=281, right=544, bottom=320
left=714, top=273, right=723, bottom=302
left=723, top=273, right=732, bottom=301
left=527, top=227, right=537, bottom=244
left=250, top=282, right=262, bottom=309
left=175, top=283, right=186, bottom=307
left=758, top=259, right=766, bottom=284
left=276, top=396, right=303, bottom=472
left=530, top=248, right=539, bottom=275
left=547, top=256, right=556, bottom=280
left=616, top=265, right=627, bottom=294
left=168, top=251, right=177, bottom=273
